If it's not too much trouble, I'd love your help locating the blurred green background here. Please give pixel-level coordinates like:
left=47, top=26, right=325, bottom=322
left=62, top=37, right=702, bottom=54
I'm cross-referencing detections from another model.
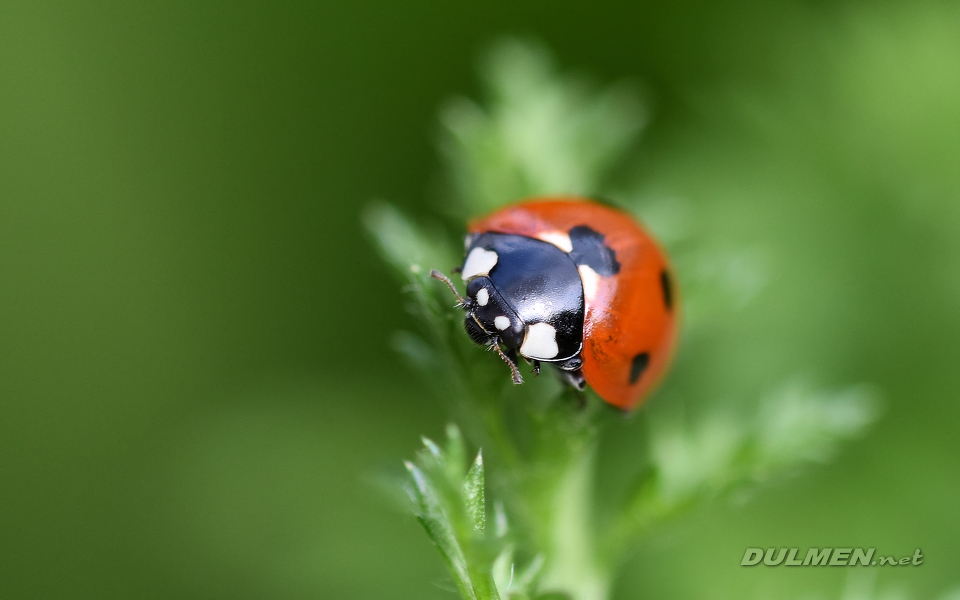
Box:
left=2, top=1, right=959, bottom=598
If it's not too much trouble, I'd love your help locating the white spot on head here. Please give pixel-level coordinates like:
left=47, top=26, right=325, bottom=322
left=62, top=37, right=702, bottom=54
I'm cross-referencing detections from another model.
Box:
left=475, top=287, right=489, bottom=306
left=520, top=322, right=559, bottom=359
left=579, top=264, right=600, bottom=305
left=536, top=231, right=573, bottom=253
left=494, top=316, right=510, bottom=330
left=461, top=247, right=499, bottom=280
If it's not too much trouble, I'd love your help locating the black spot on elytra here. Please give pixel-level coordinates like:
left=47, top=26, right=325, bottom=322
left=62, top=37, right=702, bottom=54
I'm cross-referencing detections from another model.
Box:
left=568, top=225, right=620, bottom=276
left=629, top=352, right=649, bottom=384
left=660, top=269, right=673, bottom=311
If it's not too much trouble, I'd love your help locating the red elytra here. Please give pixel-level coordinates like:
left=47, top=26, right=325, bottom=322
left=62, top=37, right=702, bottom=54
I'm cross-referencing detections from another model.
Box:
left=468, top=197, right=679, bottom=409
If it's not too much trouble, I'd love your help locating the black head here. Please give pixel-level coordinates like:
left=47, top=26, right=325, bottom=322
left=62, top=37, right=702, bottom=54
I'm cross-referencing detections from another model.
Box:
left=429, top=268, right=527, bottom=384
left=462, top=277, right=525, bottom=350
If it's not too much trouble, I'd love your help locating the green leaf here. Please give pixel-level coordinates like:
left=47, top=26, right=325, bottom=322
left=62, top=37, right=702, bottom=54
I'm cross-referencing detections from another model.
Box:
left=440, top=38, right=646, bottom=215
left=405, top=428, right=503, bottom=600
left=463, top=451, right=485, bottom=533
left=605, top=382, right=880, bottom=558
left=753, top=382, right=879, bottom=471
left=406, top=460, right=478, bottom=600
left=445, top=423, right=469, bottom=486
left=362, top=201, right=456, bottom=280
left=513, top=554, right=546, bottom=595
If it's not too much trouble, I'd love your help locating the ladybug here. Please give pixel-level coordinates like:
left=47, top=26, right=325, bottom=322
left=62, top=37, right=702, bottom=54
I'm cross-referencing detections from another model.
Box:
left=431, top=197, right=678, bottom=410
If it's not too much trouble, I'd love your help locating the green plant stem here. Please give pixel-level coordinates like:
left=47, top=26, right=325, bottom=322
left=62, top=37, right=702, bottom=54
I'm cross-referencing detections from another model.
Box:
left=538, top=440, right=612, bottom=600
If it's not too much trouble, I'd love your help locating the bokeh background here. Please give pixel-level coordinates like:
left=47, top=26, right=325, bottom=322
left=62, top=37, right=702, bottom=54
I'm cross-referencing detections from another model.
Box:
left=2, top=1, right=959, bottom=598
